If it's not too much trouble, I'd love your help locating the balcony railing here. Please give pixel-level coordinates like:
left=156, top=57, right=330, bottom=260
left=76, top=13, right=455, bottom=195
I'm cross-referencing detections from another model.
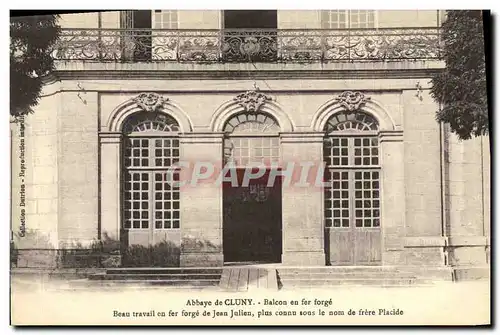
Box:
left=51, top=28, right=442, bottom=63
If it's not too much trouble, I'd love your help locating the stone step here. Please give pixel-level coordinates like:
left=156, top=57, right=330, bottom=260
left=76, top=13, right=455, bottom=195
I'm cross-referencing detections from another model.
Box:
left=277, top=267, right=411, bottom=275
left=277, top=267, right=453, bottom=281
left=279, top=278, right=429, bottom=287
left=89, top=273, right=221, bottom=281
left=219, top=267, right=278, bottom=291
left=77, top=278, right=221, bottom=287
left=277, top=272, right=415, bottom=280
left=105, top=267, right=223, bottom=275
left=54, top=279, right=222, bottom=291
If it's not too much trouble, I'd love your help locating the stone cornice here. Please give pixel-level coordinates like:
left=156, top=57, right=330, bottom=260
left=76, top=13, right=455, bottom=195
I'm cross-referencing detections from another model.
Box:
left=98, top=131, right=122, bottom=143
left=53, top=68, right=444, bottom=81
left=379, top=130, right=404, bottom=142
left=52, top=59, right=445, bottom=81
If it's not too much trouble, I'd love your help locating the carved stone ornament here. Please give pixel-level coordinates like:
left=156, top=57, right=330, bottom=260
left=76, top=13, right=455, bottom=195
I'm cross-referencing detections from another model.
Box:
left=234, top=90, right=272, bottom=113
left=334, top=91, right=371, bottom=111
left=133, top=93, right=169, bottom=112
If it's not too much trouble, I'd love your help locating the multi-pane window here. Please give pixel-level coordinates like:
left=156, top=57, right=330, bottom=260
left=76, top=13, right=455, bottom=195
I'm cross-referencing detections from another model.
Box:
left=223, top=112, right=280, bottom=166
left=153, top=10, right=178, bottom=29
left=324, top=111, right=380, bottom=229
left=123, top=112, right=180, bottom=230
left=321, top=10, right=377, bottom=29
left=225, top=137, right=280, bottom=166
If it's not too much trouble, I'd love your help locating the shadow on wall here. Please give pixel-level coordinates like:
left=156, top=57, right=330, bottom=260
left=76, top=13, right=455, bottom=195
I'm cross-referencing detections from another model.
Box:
left=121, top=241, right=180, bottom=267
left=11, top=231, right=222, bottom=268
left=120, top=236, right=221, bottom=267
left=181, top=236, right=221, bottom=253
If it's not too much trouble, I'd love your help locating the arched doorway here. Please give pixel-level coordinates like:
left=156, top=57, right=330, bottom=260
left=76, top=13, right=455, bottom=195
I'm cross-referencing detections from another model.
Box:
left=323, top=111, right=382, bottom=265
left=121, top=111, right=181, bottom=248
left=222, top=111, right=282, bottom=263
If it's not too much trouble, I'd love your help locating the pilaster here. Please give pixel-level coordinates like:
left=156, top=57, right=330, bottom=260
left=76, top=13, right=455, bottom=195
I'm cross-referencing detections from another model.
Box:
left=99, top=132, right=122, bottom=244
left=280, top=132, right=326, bottom=265
left=179, top=132, right=224, bottom=266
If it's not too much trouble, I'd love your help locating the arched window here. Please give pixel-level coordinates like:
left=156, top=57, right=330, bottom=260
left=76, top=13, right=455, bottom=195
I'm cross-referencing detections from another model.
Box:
left=122, top=111, right=180, bottom=232
left=223, top=111, right=280, bottom=166
left=324, top=111, right=380, bottom=229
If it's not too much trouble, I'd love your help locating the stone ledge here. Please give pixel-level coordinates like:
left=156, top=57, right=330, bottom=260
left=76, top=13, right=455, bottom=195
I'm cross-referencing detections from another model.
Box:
left=379, top=130, right=404, bottom=142
left=398, top=266, right=453, bottom=281
left=404, top=236, right=446, bottom=247
left=54, top=60, right=445, bottom=80
left=404, top=236, right=490, bottom=248
left=447, top=236, right=488, bottom=247
left=452, top=267, right=490, bottom=281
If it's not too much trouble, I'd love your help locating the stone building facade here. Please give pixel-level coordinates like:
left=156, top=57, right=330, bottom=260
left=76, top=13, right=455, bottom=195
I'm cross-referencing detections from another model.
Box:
left=10, top=10, right=490, bottom=279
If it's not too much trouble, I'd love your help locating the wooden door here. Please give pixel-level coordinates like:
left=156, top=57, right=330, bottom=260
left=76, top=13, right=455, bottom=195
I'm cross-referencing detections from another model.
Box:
left=325, top=169, right=381, bottom=265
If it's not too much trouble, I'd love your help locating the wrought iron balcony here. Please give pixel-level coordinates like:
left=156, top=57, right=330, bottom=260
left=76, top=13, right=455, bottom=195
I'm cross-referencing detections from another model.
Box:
left=51, top=28, right=442, bottom=63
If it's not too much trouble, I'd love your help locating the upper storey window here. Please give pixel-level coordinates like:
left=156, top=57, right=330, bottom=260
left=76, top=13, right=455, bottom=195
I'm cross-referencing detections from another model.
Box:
left=321, top=10, right=377, bottom=29
left=153, top=10, right=178, bottom=29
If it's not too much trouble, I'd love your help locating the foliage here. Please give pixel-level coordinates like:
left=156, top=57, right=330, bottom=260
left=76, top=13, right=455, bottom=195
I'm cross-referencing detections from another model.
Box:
left=10, top=14, right=61, bottom=119
left=430, top=10, right=489, bottom=140
left=57, top=240, right=102, bottom=268
left=10, top=241, right=18, bottom=267
left=122, top=241, right=180, bottom=267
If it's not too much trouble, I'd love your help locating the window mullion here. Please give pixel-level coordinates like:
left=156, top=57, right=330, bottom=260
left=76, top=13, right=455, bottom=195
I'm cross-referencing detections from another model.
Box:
left=149, top=139, right=155, bottom=234
left=149, top=138, right=155, bottom=168
left=348, top=137, right=354, bottom=166
left=149, top=171, right=154, bottom=238
left=349, top=169, right=355, bottom=232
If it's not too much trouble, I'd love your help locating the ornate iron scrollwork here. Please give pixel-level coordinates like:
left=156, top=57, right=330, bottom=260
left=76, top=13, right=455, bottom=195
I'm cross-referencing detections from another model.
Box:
left=51, top=28, right=441, bottom=63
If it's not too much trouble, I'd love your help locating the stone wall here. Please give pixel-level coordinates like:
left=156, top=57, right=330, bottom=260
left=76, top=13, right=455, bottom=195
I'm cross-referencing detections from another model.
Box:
left=402, top=89, right=446, bottom=266
left=446, top=133, right=489, bottom=271
left=13, top=73, right=490, bottom=271
left=58, top=92, right=99, bottom=247
left=57, top=10, right=441, bottom=30
left=12, top=93, right=60, bottom=267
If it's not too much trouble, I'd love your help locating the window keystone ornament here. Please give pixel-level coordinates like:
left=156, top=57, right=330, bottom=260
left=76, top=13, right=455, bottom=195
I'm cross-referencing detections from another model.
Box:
left=334, top=91, right=371, bottom=112
left=234, top=90, right=272, bottom=113
left=133, top=93, right=169, bottom=113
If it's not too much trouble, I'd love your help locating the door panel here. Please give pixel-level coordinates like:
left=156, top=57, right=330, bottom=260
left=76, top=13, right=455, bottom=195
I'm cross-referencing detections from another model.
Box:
left=327, top=228, right=381, bottom=265
left=326, top=229, right=354, bottom=265
left=127, top=230, right=150, bottom=247
left=354, top=229, right=382, bottom=265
